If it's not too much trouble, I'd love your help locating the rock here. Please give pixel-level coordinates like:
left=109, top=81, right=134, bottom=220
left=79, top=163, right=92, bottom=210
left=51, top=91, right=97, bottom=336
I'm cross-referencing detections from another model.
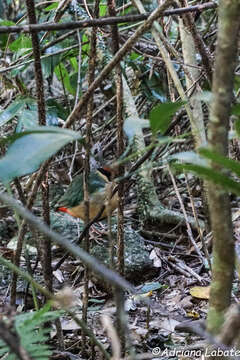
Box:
left=51, top=213, right=156, bottom=285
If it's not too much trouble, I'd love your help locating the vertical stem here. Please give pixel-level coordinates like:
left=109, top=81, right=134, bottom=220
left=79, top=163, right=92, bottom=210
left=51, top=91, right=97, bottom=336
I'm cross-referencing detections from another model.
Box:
left=82, top=0, right=99, bottom=356
left=207, top=0, right=240, bottom=334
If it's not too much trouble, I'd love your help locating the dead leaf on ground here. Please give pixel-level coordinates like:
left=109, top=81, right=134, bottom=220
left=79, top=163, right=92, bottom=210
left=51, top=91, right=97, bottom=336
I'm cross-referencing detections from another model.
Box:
left=190, top=286, right=210, bottom=300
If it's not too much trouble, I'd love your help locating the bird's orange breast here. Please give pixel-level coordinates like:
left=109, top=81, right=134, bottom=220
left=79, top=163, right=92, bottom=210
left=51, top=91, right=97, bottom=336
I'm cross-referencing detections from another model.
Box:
left=57, top=190, right=118, bottom=222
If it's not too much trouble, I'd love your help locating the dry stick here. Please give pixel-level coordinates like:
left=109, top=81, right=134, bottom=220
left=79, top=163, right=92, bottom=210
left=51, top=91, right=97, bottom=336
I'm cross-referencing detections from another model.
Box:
left=10, top=159, right=51, bottom=305
left=14, top=178, right=26, bottom=205
left=67, top=310, right=111, bottom=360
left=68, top=10, right=83, bottom=180
left=179, top=0, right=213, bottom=83
left=81, top=1, right=99, bottom=356
left=110, top=16, right=125, bottom=280
left=25, top=0, right=53, bottom=296
left=167, top=260, right=190, bottom=277
left=106, top=11, right=120, bottom=261
left=101, top=315, right=121, bottom=359
left=168, top=255, right=203, bottom=282
left=0, top=2, right=217, bottom=34
left=107, top=0, right=126, bottom=356
left=184, top=173, right=211, bottom=270
left=167, top=165, right=204, bottom=263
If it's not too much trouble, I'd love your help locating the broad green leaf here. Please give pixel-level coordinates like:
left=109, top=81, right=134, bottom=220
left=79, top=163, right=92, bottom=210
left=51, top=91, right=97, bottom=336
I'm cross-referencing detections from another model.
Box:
left=0, top=20, right=15, bottom=26
left=54, top=63, right=75, bottom=95
left=173, top=163, right=240, bottom=196
left=82, top=33, right=89, bottom=54
left=0, top=131, right=40, bottom=146
left=46, top=111, right=59, bottom=126
left=199, top=148, right=240, bottom=178
left=0, top=20, right=15, bottom=48
left=88, top=298, right=105, bottom=304
left=69, top=72, right=79, bottom=93
left=0, top=98, right=26, bottom=126
left=70, top=57, right=78, bottom=72
left=15, top=99, right=61, bottom=131
left=42, top=46, right=61, bottom=77
left=150, top=101, right=184, bottom=135
left=9, top=34, right=32, bottom=56
left=16, top=109, right=38, bottom=132
left=44, top=2, right=58, bottom=11
left=10, top=63, right=29, bottom=76
left=99, top=4, right=107, bottom=16
left=46, top=98, right=68, bottom=120
left=170, top=151, right=207, bottom=166
left=123, top=116, right=150, bottom=140
left=130, top=52, right=143, bottom=61
left=0, top=127, right=82, bottom=184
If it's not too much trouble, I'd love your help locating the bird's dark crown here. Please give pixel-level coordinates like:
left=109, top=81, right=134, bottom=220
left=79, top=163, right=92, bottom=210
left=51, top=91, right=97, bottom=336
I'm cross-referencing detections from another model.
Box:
left=97, top=166, right=113, bottom=182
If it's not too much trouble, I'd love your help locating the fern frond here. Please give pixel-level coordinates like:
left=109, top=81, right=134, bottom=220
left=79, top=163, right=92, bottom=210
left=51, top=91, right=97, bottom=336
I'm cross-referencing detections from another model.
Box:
left=0, top=303, right=63, bottom=360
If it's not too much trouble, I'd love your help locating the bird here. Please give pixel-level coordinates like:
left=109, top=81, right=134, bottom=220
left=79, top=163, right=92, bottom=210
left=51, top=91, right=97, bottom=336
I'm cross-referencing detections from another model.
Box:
left=56, top=167, right=118, bottom=222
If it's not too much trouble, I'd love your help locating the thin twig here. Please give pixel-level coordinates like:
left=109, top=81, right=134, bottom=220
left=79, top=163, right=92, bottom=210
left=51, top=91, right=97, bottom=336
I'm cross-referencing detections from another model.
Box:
left=167, top=165, right=204, bottom=262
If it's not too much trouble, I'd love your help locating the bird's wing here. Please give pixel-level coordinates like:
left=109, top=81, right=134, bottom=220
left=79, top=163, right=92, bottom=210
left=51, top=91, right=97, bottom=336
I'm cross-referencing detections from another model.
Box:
left=57, top=172, right=107, bottom=208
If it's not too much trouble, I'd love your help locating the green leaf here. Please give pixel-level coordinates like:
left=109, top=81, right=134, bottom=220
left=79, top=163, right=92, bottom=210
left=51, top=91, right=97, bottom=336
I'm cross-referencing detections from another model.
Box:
left=0, top=306, right=62, bottom=359
left=16, top=109, right=38, bottom=132
left=9, top=34, right=32, bottom=56
left=199, top=148, right=240, bottom=178
left=46, top=98, right=68, bottom=120
left=130, top=52, right=142, bottom=61
left=170, top=151, right=207, bottom=166
left=232, top=104, right=240, bottom=116
left=69, top=57, right=78, bottom=72
left=173, top=163, right=240, bottom=196
left=0, top=98, right=26, bottom=126
left=82, top=33, right=89, bottom=54
left=42, top=46, right=61, bottom=77
left=0, top=20, right=15, bottom=48
left=99, top=3, right=107, bottom=16
left=54, top=63, right=75, bottom=95
left=0, top=20, right=15, bottom=26
left=88, top=298, right=105, bottom=304
left=123, top=116, right=150, bottom=140
left=0, top=127, right=82, bottom=184
left=44, top=2, right=58, bottom=11
left=150, top=101, right=184, bottom=135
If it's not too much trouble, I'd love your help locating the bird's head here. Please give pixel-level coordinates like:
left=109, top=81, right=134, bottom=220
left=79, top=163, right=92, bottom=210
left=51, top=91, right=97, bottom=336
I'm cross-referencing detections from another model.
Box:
left=97, top=166, right=116, bottom=182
